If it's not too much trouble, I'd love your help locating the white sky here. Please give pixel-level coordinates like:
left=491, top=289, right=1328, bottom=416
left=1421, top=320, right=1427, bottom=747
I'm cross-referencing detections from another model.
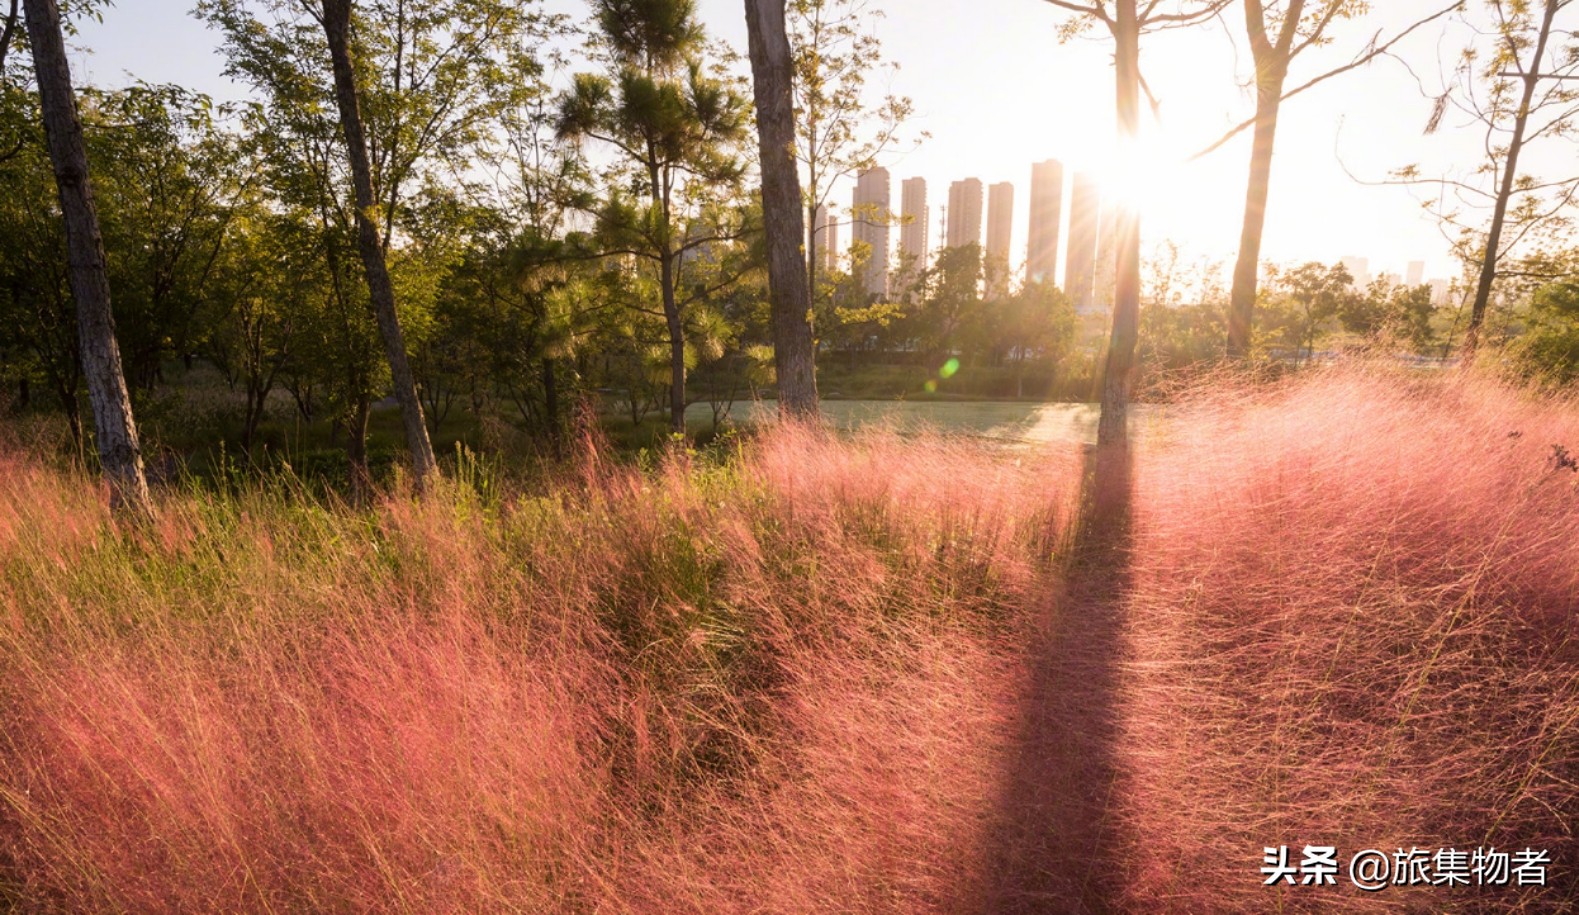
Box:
left=69, top=0, right=1571, bottom=289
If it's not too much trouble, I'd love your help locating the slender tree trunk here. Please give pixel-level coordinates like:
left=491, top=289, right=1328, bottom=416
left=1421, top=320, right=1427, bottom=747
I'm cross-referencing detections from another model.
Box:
left=806, top=202, right=819, bottom=302
left=347, top=393, right=371, bottom=504
left=321, top=0, right=439, bottom=490
left=1096, top=0, right=1142, bottom=452
left=1225, top=84, right=1284, bottom=359
left=661, top=252, right=687, bottom=436
left=542, top=355, right=561, bottom=456
left=745, top=0, right=820, bottom=420
left=24, top=0, right=151, bottom=517
left=1464, top=0, right=1558, bottom=357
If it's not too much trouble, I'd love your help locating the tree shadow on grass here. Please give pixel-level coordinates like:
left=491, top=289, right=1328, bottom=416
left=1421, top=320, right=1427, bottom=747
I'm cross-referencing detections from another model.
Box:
left=977, top=443, right=1135, bottom=913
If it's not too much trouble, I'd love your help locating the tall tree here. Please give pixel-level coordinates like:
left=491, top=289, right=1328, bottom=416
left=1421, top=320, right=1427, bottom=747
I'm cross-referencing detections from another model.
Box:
left=789, top=0, right=916, bottom=300
left=1455, top=0, right=1569, bottom=355
left=557, top=0, right=751, bottom=436
left=319, top=0, right=438, bottom=489
left=744, top=0, right=818, bottom=419
left=1213, top=1, right=1462, bottom=358
left=1042, top=0, right=1229, bottom=451
left=1381, top=0, right=1579, bottom=358
left=22, top=0, right=150, bottom=515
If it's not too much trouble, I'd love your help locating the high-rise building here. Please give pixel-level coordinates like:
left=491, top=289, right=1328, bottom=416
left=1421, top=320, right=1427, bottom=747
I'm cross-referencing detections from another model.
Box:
left=852, top=168, right=891, bottom=299
left=946, top=178, right=983, bottom=250
left=814, top=204, right=838, bottom=274
left=1428, top=278, right=1451, bottom=307
left=1064, top=172, right=1100, bottom=311
left=1340, top=256, right=1371, bottom=289
left=1027, top=159, right=1064, bottom=286
left=1406, top=260, right=1425, bottom=286
left=900, top=177, right=929, bottom=288
left=1093, top=202, right=1117, bottom=309
left=986, top=181, right=1015, bottom=295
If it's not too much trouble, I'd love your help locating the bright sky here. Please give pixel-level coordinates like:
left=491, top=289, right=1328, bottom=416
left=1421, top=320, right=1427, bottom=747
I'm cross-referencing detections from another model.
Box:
left=70, top=0, right=1552, bottom=290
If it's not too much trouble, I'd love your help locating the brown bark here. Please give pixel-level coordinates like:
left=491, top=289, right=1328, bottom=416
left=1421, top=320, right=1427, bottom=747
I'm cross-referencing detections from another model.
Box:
left=24, top=0, right=152, bottom=517
left=1096, top=0, right=1141, bottom=452
left=321, top=0, right=439, bottom=490
left=744, top=0, right=820, bottom=420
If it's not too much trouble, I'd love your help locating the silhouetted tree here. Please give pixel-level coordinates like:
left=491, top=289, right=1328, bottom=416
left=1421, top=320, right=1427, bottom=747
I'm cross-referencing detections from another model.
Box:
left=1042, top=0, right=1231, bottom=450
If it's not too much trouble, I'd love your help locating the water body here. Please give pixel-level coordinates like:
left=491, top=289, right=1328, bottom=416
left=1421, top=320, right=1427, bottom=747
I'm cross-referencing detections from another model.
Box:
left=686, top=400, right=1163, bottom=447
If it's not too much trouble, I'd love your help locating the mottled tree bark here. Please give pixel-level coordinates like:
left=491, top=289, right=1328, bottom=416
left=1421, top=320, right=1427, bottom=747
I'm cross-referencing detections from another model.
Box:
left=744, top=0, right=819, bottom=420
left=24, top=0, right=151, bottom=516
left=321, top=0, right=439, bottom=490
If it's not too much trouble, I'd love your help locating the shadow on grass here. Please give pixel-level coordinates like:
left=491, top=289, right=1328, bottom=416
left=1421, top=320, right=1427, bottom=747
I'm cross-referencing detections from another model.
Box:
left=978, top=443, right=1134, bottom=913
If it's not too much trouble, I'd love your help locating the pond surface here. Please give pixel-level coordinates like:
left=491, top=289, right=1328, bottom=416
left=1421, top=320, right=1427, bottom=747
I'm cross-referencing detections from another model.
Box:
left=685, top=400, right=1163, bottom=447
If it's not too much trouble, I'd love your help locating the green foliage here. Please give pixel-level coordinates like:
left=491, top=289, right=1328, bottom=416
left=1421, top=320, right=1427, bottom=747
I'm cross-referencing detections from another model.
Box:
left=789, top=0, right=920, bottom=298
left=1510, top=280, right=1579, bottom=384
left=1258, top=260, right=1356, bottom=359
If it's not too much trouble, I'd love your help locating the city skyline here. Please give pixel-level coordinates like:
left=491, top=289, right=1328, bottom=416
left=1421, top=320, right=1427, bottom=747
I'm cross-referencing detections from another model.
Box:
left=822, top=162, right=1452, bottom=307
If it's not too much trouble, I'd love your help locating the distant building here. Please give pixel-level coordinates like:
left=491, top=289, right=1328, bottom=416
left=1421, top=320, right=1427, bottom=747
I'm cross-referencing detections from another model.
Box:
left=1027, top=159, right=1064, bottom=286
left=852, top=168, right=891, bottom=299
left=1065, top=172, right=1100, bottom=311
left=1428, top=278, right=1451, bottom=307
left=814, top=204, right=838, bottom=274
left=1092, top=202, right=1117, bottom=310
left=1406, top=260, right=1425, bottom=286
left=899, top=177, right=929, bottom=290
left=986, top=181, right=1015, bottom=296
left=946, top=178, right=983, bottom=250
left=1340, top=255, right=1371, bottom=289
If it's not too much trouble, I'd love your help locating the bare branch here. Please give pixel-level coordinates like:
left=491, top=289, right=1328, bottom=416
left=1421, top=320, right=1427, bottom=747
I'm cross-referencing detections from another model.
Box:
left=1190, top=2, right=1463, bottom=160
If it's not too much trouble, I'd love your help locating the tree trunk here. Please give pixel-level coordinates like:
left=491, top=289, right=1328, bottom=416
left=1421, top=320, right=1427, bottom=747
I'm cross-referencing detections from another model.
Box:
left=1096, top=0, right=1141, bottom=452
left=542, top=355, right=561, bottom=456
left=1464, top=0, right=1558, bottom=357
left=806, top=201, right=819, bottom=302
left=24, top=0, right=151, bottom=517
left=744, top=0, right=820, bottom=420
left=662, top=252, right=687, bottom=436
left=321, top=0, right=439, bottom=491
left=1225, top=83, right=1284, bottom=359
left=346, top=394, right=371, bottom=504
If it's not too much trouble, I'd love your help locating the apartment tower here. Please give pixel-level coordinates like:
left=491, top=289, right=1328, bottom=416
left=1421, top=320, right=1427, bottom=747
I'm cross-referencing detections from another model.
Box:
left=946, top=178, right=984, bottom=250
left=852, top=168, right=891, bottom=299
left=1027, top=159, right=1063, bottom=286
left=1064, top=172, right=1100, bottom=311
left=899, top=177, right=929, bottom=291
left=986, top=181, right=1015, bottom=295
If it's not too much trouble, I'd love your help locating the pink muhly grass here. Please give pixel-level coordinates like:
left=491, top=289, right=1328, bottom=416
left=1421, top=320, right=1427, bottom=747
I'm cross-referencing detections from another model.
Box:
left=0, top=421, right=1078, bottom=912
left=1112, top=365, right=1579, bottom=912
left=1, top=367, right=1575, bottom=911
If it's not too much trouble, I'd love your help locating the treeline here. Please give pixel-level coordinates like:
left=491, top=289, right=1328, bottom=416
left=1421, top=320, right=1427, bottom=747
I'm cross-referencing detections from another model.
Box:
left=5, top=0, right=1579, bottom=510
left=0, top=0, right=1098, bottom=492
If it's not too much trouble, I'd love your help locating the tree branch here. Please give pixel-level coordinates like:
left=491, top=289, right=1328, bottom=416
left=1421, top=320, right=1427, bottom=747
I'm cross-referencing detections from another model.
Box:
left=1189, top=1, right=1462, bottom=161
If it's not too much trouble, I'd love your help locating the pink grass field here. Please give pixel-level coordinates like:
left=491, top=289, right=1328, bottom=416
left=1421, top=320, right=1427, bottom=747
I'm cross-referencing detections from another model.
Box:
left=1, top=366, right=1575, bottom=912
